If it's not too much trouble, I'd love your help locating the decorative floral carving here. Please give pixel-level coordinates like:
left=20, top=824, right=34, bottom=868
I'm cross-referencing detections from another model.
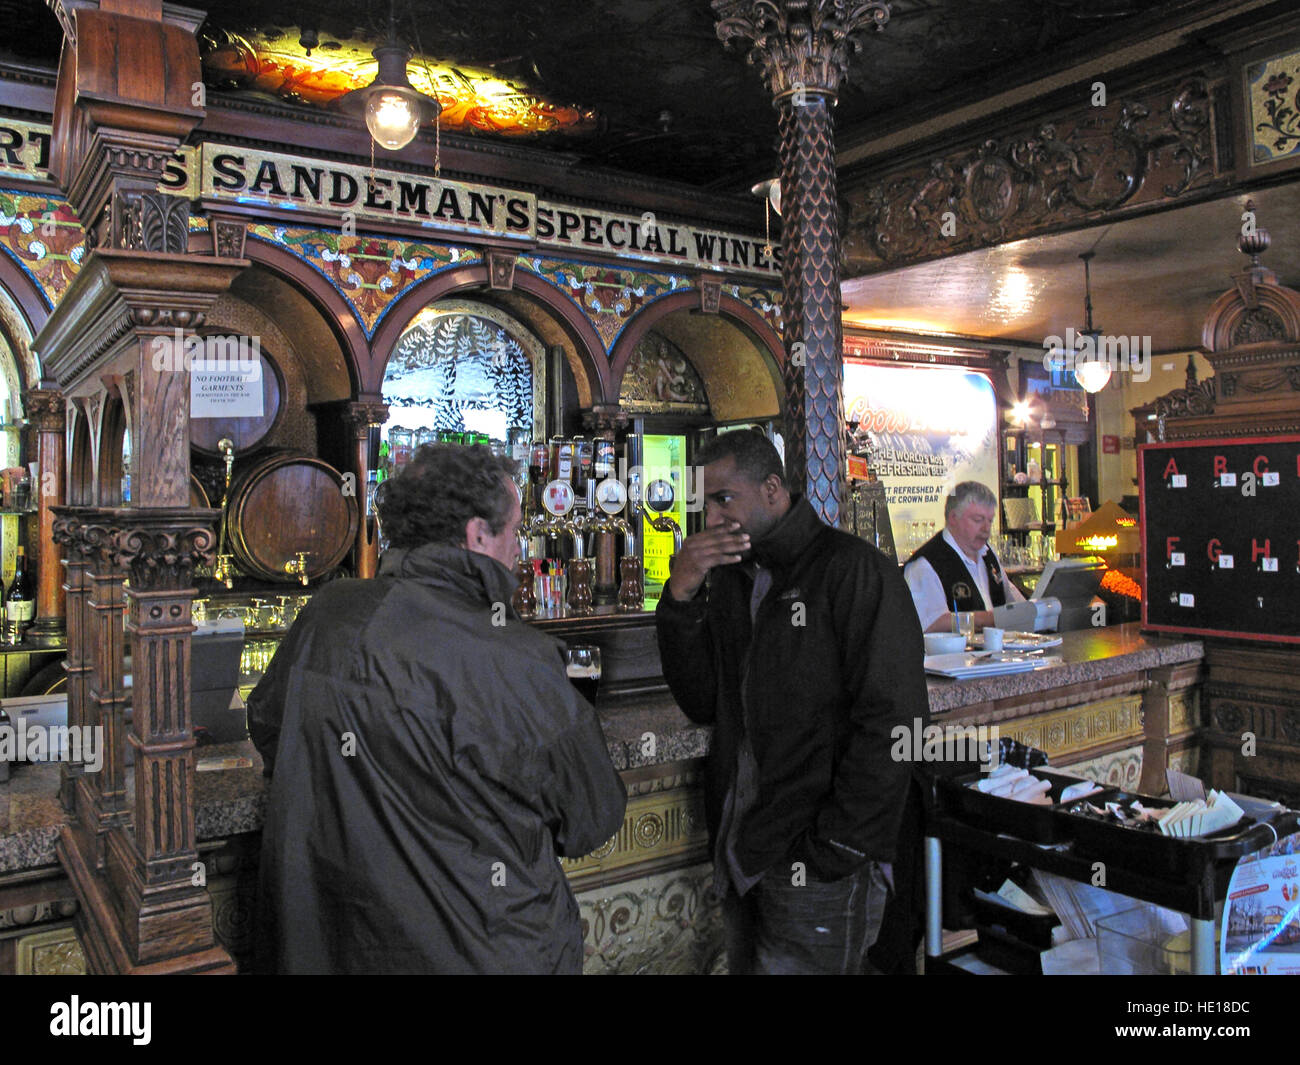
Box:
left=22, top=388, right=65, bottom=432
left=111, top=522, right=218, bottom=588
left=1232, top=306, right=1286, bottom=345
left=212, top=218, right=247, bottom=259
left=576, top=865, right=721, bottom=974
left=135, top=193, right=190, bottom=254
left=844, top=78, right=1213, bottom=271
left=713, top=0, right=891, bottom=99
left=1155, top=377, right=1215, bottom=421
left=1214, top=701, right=1243, bottom=733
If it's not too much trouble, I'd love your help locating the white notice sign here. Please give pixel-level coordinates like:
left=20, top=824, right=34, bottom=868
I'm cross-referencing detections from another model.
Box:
left=191, top=358, right=263, bottom=418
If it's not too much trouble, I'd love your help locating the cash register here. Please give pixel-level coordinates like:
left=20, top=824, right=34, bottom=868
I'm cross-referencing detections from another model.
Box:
left=993, top=556, right=1107, bottom=633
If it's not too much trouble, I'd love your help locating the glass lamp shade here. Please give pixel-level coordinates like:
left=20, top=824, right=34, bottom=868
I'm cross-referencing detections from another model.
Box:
left=1073, top=357, right=1113, bottom=393
left=366, top=89, right=422, bottom=150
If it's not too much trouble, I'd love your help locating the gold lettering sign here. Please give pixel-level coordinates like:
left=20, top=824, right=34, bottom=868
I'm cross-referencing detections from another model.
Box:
left=0, top=119, right=52, bottom=182
left=0, top=121, right=777, bottom=277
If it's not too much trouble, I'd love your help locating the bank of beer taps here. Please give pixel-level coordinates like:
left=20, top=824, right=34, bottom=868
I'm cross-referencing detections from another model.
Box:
left=513, top=433, right=644, bottom=616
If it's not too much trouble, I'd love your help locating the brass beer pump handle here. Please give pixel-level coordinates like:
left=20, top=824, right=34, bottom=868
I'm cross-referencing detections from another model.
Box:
left=215, top=438, right=236, bottom=561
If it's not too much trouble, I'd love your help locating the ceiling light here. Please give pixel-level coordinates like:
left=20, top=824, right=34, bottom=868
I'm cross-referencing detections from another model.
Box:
left=750, top=178, right=782, bottom=216
left=336, top=4, right=441, bottom=152
left=1073, top=251, right=1111, bottom=394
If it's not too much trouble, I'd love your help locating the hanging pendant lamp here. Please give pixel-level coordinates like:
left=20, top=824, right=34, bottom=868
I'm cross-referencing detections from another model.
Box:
left=337, top=1, right=441, bottom=151
left=1072, top=251, right=1112, bottom=394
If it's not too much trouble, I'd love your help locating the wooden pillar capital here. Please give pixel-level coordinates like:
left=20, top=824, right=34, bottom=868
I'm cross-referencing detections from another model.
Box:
left=343, top=399, right=390, bottom=438
left=713, top=0, right=890, bottom=102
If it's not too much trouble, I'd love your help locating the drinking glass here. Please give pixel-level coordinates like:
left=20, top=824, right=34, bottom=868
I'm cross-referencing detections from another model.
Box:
left=564, top=644, right=602, bottom=705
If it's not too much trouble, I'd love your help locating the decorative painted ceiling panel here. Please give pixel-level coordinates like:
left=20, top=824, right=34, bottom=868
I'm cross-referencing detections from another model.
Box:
left=200, top=27, right=600, bottom=138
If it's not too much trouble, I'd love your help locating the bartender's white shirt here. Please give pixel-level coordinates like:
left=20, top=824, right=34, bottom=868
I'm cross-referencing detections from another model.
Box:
left=903, top=528, right=1025, bottom=631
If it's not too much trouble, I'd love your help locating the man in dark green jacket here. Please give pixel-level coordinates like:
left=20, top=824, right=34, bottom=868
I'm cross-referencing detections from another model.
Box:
left=656, top=429, right=928, bottom=975
left=249, top=444, right=627, bottom=974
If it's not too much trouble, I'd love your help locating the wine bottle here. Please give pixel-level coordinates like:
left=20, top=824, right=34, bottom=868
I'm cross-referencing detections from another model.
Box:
left=5, top=545, right=35, bottom=646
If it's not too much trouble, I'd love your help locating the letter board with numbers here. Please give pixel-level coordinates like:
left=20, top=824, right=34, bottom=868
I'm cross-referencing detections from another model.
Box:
left=1139, top=434, right=1300, bottom=643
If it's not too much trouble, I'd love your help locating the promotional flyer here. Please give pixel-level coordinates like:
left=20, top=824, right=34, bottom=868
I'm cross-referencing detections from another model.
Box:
left=843, top=361, right=1000, bottom=557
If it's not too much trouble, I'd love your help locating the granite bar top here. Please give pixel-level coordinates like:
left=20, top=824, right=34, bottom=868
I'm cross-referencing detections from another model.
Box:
left=925, top=623, right=1203, bottom=714
left=0, top=623, right=1202, bottom=875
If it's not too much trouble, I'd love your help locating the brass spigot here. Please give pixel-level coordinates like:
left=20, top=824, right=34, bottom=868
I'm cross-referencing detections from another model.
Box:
left=284, top=551, right=310, bottom=586
left=214, top=553, right=235, bottom=590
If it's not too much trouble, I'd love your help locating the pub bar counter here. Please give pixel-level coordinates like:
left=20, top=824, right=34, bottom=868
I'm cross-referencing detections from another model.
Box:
left=1, top=623, right=1217, bottom=973
left=2, top=0, right=1300, bottom=976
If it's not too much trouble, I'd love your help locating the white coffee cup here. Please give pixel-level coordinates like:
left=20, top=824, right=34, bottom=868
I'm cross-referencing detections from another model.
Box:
left=983, top=627, right=1005, bottom=652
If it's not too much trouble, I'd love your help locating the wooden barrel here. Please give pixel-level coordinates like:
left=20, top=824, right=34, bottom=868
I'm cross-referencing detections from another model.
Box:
left=189, top=346, right=285, bottom=457
left=227, top=451, right=358, bottom=583
left=190, top=474, right=210, bottom=509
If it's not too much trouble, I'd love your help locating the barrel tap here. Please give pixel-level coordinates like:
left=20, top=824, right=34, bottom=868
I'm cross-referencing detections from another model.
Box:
left=214, top=438, right=236, bottom=589
left=644, top=479, right=682, bottom=556
left=284, top=551, right=310, bottom=586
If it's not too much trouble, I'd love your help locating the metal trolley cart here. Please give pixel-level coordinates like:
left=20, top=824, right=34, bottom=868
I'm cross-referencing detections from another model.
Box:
left=923, top=771, right=1300, bottom=975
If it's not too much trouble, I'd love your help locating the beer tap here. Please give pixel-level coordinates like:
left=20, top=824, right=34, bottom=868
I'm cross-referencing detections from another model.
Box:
left=284, top=551, right=310, bottom=586
left=644, top=479, right=682, bottom=556
left=214, top=438, right=236, bottom=589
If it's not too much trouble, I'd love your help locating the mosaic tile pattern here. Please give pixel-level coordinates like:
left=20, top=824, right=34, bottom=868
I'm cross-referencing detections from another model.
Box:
left=247, top=224, right=480, bottom=337
left=0, top=190, right=85, bottom=309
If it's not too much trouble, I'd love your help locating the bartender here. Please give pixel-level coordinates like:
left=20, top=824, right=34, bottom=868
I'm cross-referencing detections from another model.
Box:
left=903, top=481, right=1024, bottom=633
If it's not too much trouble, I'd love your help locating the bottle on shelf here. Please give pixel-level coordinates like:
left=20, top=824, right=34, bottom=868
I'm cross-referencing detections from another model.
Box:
left=4, top=545, right=35, bottom=646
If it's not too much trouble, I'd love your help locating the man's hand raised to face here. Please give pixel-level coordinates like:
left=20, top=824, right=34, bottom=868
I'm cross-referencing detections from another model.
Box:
left=666, top=522, right=750, bottom=602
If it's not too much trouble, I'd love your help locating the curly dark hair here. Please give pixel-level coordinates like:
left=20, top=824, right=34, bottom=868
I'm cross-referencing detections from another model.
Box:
left=376, top=444, right=518, bottom=550
left=696, top=427, right=786, bottom=487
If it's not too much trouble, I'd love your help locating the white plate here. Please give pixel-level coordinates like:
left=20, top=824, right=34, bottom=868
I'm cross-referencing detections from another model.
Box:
left=972, top=631, right=1063, bottom=651
left=924, top=651, right=1061, bottom=678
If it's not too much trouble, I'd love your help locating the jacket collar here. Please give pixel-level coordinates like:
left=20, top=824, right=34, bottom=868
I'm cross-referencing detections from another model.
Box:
left=750, top=495, right=826, bottom=571
left=379, top=541, right=518, bottom=607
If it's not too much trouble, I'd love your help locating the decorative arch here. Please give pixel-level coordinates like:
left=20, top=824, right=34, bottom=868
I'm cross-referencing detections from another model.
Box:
left=0, top=249, right=49, bottom=390
left=188, top=231, right=368, bottom=397
left=609, top=291, right=786, bottom=421
left=368, top=264, right=611, bottom=405
left=96, top=386, right=126, bottom=507
left=1201, top=282, right=1300, bottom=352
left=67, top=400, right=94, bottom=506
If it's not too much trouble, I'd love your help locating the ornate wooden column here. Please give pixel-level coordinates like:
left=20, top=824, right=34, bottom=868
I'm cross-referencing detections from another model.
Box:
left=25, top=388, right=66, bottom=645
left=34, top=0, right=248, bottom=972
left=345, top=398, right=388, bottom=579
left=715, top=0, right=890, bottom=525
left=50, top=514, right=116, bottom=848
left=108, top=511, right=223, bottom=967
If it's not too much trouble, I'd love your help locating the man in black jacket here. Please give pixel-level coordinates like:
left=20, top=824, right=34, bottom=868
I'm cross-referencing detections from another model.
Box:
left=656, top=429, right=928, bottom=975
left=248, top=444, right=627, bottom=973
